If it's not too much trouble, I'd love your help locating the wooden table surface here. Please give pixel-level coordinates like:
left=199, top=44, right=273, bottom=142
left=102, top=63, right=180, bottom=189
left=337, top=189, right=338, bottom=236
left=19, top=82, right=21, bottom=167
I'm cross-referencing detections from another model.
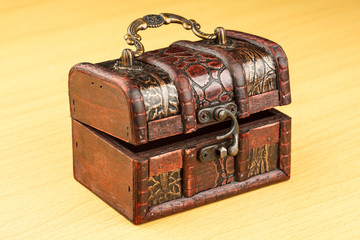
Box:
left=1, top=0, right=359, bottom=239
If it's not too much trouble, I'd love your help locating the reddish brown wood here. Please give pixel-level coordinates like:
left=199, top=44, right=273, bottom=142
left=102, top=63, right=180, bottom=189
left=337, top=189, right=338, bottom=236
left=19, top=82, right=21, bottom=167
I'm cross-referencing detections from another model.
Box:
left=249, top=90, right=279, bottom=114
left=130, top=87, right=148, bottom=144
left=147, top=115, right=183, bottom=141
left=69, top=63, right=148, bottom=146
left=69, top=19, right=294, bottom=228
left=195, top=156, right=235, bottom=193
left=226, top=30, right=291, bottom=105
left=183, top=147, right=197, bottom=197
left=236, top=131, right=250, bottom=181
left=71, top=109, right=291, bottom=224
left=279, top=118, right=291, bottom=176
left=72, top=119, right=136, bottom=222
left=140, top=46, right=235, bottom=111
left=149, top=149, right=183, bottom=177
left=192, top=114, right=283, bottom=194
left=135, top=159, right=149, bottom=221
left=142, top=169, right=289, bottom=224
left=248, top=122, right=280, bottom=149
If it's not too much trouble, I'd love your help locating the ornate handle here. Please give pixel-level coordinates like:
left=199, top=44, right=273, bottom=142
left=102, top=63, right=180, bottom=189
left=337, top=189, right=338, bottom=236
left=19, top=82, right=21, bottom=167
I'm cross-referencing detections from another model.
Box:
left=198, top=103, right=239, bottom=162
left=118, top=13, right=227, bottom=69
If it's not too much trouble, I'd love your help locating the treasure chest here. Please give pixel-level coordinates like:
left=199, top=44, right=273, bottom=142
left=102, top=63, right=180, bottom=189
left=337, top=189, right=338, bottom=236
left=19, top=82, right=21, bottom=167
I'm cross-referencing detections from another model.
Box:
left=69, top=13, right=291, bottom=224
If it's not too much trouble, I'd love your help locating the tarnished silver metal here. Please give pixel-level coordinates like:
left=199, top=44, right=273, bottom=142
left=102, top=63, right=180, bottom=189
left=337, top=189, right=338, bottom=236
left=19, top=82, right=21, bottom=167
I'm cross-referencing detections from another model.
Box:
left=199, top=142, right=229, bottom=162
left=197, top=103, right=239, bottom=162
left=197, top=102, right=237, bottom=124
left=216, top=146, right=228, bottom=159
left=117, top=13, right=227, bottom=69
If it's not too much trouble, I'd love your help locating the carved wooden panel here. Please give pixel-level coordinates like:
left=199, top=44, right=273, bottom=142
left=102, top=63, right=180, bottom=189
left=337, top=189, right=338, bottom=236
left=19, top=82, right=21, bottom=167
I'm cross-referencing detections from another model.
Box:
left=248, top=143, right=278, bottom=177
left=148, top=169, right=182, bottom=206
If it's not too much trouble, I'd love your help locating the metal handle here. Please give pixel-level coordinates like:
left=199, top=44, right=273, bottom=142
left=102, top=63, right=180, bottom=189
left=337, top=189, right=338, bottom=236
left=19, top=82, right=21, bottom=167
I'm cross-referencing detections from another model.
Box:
left=198, top=103, right=239, bottom=162
left=118, top=13, right=227, bottom=69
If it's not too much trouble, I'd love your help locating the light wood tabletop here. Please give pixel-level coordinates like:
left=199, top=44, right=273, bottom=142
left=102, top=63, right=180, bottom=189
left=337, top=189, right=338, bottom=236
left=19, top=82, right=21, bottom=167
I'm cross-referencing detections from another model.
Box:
left=1, top=0, right=359, bottom=239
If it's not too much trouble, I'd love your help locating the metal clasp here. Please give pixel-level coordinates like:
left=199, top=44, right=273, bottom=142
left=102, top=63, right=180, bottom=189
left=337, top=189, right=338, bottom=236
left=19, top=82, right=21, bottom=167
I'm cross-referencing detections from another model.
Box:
left=198, top=103, right=239, bottom=162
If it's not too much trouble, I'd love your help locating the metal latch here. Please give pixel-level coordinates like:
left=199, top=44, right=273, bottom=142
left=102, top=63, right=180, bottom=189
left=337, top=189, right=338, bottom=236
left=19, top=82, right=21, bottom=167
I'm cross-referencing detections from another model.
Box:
left=197, top=103, right=239, bottom=162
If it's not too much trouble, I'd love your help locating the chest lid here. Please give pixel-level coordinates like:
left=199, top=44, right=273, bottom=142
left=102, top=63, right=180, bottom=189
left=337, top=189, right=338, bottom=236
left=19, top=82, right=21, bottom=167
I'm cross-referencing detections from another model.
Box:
left=68, top=13, right=290, bottom=146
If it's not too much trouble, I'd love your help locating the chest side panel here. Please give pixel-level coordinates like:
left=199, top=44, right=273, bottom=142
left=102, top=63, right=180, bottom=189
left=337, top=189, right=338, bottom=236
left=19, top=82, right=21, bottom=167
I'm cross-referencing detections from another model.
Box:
left=72, top=120, right=135, bottom=221
left=69, top=63, right=147, bottom=145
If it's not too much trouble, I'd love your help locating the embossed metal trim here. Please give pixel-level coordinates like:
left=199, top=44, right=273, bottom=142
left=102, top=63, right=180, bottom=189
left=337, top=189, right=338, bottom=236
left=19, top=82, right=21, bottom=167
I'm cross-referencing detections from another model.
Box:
left=148, top=169, right=182, bottom=206
left=248, top=143, right=278, bottom=177
left=143, top=14, right=164, bottom=28
left=103, top=60, right=180, bottom=121
left=231, top=41, right=277, bottom=96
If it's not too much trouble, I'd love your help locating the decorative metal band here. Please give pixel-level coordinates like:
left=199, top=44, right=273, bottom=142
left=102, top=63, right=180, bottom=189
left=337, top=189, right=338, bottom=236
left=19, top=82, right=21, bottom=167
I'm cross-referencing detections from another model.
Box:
left=225, top=30, right=291, bottom=105
left=173, top=40, right=250, bottom=118
left=248, top=143, right=279, bottom=177
left=104, top=60, right=181, bottom=122
left=148, top=169, right=182, bottom=206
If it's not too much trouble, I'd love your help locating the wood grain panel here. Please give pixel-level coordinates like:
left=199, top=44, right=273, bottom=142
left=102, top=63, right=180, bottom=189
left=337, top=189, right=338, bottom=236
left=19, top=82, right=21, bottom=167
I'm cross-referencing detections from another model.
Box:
left=72, top=120, right=134, bottom=221
left=149, top=149, right=183, bottom=177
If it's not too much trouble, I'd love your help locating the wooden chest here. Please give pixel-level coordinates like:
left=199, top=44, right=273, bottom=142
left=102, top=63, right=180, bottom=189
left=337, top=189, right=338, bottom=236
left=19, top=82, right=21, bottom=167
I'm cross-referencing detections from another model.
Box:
left=69, top=13, right=291, bottom=224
